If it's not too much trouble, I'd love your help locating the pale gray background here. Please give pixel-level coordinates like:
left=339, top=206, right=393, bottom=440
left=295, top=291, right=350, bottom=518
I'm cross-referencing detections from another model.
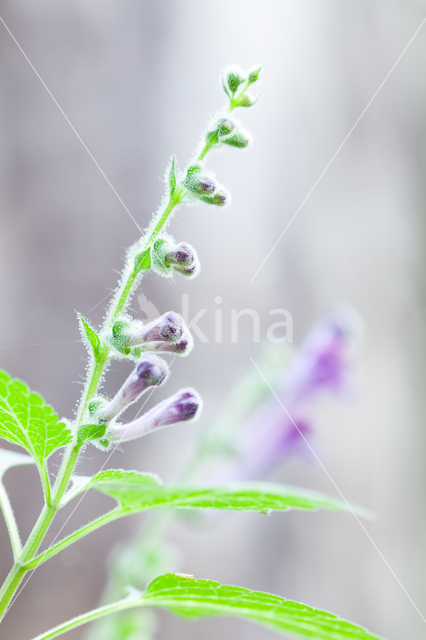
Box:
left=0, top=1, right=425, bottom=639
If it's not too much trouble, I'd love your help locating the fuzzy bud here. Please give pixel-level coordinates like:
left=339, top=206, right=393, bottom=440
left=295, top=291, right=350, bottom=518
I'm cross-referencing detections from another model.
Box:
left=142, top=327, right=194, bottom=357
left=183, top=164, right=217, bottom=197
left=101, top=355, right=169, bottom=423
left=127, top=311, right=185, bottom=347
left=165, top=242, right=201, bottom=279
left=200, top=188, right=230, bottom=207
left=165, top=242, right=195, bottom=267
left=237, top=92, right=256, bottom=108
left=217, top=117, right=236, bottom=138
left=226, top=68, right=245, bottom=93
left=109, top=387, right=202, bottom=442
left=222, top=128, right=251, bottom=149
left=248, top=66, right=263, bottom=83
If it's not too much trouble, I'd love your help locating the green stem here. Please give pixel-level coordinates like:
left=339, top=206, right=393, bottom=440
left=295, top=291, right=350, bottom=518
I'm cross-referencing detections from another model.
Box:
left=0, top=481, right=22, bottom=559
left=229, top=79, right=252, bottom=112
left=0, top=183, right=186, bottom=619
left=0, top=443, right=82, bottom=621
left=31, top=595, right=144, bottom=640
left=25, top=509, right=122, bottom=570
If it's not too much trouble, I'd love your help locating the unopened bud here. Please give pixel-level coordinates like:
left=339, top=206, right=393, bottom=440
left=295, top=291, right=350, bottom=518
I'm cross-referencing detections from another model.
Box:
left=226, top=68, right=245, bottom=93
left=217, top=117, right=236, bottom=138
left=237, top=92, right=257, bottom=108
left=165, top=242, right=201, bottom=279
left=248, top=66, right=263, bottom=83
left=200, top=188, right=230, bottom=207
left=142, top=328, right=194, bottom=357
left=127, top=311, right=185, bottom=347
left=223, top=128, right=251, bottom=149
left=183, top=165, right=218, bottom=198
left=165, top=242, right=195, bottom=267
left=109, top=388, right=202, bottom=442
left=101, top=355, right=169, bottom=423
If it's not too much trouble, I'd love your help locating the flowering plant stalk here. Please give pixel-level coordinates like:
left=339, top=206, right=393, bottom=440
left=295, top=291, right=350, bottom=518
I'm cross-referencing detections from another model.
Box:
left=0, top=65, right=382, bottom=640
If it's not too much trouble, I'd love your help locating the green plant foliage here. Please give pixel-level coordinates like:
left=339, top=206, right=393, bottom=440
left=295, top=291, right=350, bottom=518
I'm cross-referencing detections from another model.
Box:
left=74, top=469, right=364, bottom=516
left=0, top=370, right=72, bottom=468
left=141, top=574, right=382, bottom=640
left=30, top=573, right=383, bottom=640
left=79, top=315, right=101, bottom=356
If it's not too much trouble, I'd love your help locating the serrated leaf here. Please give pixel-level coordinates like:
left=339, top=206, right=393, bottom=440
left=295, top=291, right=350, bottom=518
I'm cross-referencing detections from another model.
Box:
left=79, top=315, right=101, bottom=356
left=75, top=470, right=366, bottom=517
left=141, top=574, right=382, bottom=640
left=168, top=155, right=177, bottom=195
left=134, top=248, right=151, bottom=273
left=0, top=447, right=34, bottom=478
left=0, top=370, right=72, bottom=468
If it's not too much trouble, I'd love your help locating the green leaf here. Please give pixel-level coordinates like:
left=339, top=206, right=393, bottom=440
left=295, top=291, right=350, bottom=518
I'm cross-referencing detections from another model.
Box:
left=76, top=423, right=107, bottom=445
left=0, top=370, right=72, bottom=468
left=74, top=470, right=367, bottom=517
left=142, top=574, right=382, bottom=640
left=79, top=315, right=101, bottom=356
left=29, top=573, right=383, bottom=640
left=134, top=248, right=151, bottom=273
left=168, top=155, right=177, bottom=195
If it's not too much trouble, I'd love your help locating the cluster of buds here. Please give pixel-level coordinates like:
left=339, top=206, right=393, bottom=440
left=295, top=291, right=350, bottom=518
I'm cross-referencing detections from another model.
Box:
left=223, top=64, right=262, bottom=108
left=87, top=311, right=201, bottom=447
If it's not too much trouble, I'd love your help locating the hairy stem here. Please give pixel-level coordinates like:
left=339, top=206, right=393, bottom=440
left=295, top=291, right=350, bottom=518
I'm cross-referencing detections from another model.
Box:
left=0, top=184, right=185, bottom=618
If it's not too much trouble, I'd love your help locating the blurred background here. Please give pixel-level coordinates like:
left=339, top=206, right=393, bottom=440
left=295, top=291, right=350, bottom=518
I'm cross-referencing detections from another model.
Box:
left=0, top=0, right=426, bottom=638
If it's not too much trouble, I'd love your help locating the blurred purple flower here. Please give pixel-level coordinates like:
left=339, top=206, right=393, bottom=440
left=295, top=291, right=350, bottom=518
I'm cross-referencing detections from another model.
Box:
left=224, top=307, right=363, bottom=480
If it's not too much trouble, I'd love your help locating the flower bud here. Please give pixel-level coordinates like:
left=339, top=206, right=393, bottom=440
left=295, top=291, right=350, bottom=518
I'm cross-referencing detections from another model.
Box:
left=183, top=164, right=217, bottom=197
left=101, top=355, right=169, bottom=423
left=217, top=116, right=236, bottom=138
left=127, top=311, right=185, bottom=347
left=165, top=242, right=201, bottom=279
left=141, top=327, right=194, bottom=357
left=237, top=92, right=257, bottom=108
left=165, top=242, right=195, bottom=267
left=248, top=66, right=263, bottom=83
left=109, top=387, right=202, bottom=442
left=222, top=128, right=251, bottom=149
left=226, top=68, right=245, bottom=93
left=200, top=188, right=230, bottom=207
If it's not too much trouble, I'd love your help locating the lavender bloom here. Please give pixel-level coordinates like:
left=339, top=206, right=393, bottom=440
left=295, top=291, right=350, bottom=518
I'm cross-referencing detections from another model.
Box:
left=101, top=355, right=169, bottom=423
left=218, top=308, right=362, bottom=481
left=127, top=311, right=186, bottom=347
left=141, top=327, right=194, bottom=357
left=109, top=387, right=202, bottom=443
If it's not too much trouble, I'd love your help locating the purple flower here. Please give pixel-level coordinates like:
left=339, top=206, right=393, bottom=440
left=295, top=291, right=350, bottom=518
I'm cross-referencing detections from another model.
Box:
left=217, top=308, right=362, bottom=481
left=101, top=355, right=169, bottom=423
left=127, top=311, right=186, bottom=347
left=109, top=388, right=202, bottom=443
